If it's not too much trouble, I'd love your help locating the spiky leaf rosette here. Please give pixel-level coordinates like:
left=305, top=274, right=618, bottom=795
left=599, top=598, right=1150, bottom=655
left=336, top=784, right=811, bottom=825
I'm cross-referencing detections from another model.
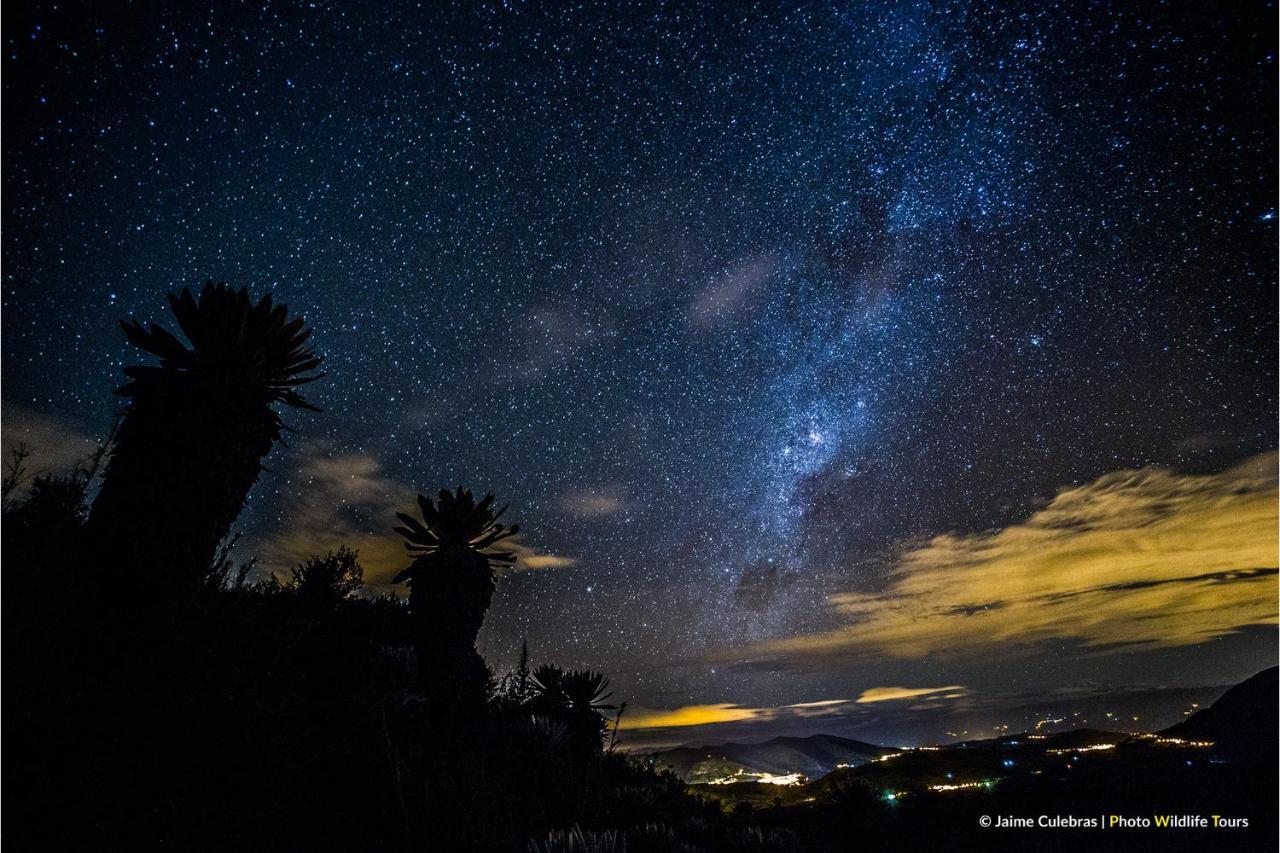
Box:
left=392, top=488, right=519, bottom=696
left=392, top=487, right=519, bottom=582
left=534, top=668, right=617, bottom=759
left=118, top=281, right=324, bottom=418
left=559, top=670, right=617, bottom=714
left=531, top=664, right=565, bottom=698
left=87, top=282, right=323, bottom=596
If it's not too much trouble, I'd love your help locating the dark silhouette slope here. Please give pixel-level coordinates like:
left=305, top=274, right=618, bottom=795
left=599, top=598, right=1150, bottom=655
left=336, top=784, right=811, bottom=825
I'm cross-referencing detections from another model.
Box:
left=1162, top=666, right=1278, bottom=759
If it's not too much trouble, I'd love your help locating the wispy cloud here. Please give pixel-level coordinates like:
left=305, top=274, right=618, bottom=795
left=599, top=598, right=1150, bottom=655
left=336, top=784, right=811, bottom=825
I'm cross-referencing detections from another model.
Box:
left=511, top=545, right=577, bottom=570
left=559, top=485, right=626, bottom=519
left=856, top=686, right=968, bottom=704
left=753, top=452, right=1279, bottom=662
left=253, top=448, right=573, bottom=587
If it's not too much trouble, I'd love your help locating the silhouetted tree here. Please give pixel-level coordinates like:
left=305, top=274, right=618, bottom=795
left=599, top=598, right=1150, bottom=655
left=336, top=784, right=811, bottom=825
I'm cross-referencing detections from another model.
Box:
left=3, top=433, right=110, bottom=578
left=514, top=638, right=533, bottom=702
left=286, top=546, right=363, bottom=610
left=497, top=638, right=536, bottom=707
left=86, top=282, right=322, bottom=597
left=202, top=532, right=257, bottom=592
left=5, top=472, right=87, bottom=533
left=1, top=442, right=34, bottom=505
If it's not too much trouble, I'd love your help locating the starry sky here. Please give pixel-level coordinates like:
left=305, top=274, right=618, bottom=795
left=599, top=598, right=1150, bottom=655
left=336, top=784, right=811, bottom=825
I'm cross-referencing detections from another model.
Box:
left=4, top=1, right=1277, bottom=747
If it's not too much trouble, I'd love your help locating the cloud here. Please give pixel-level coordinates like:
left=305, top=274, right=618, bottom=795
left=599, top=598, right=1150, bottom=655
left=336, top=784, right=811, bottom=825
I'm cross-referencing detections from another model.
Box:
left=251, top=450, right=415, bottom=587
left=0, top=404, right=98, bottom=493
left=754, top=451, right=1279, bottom=661
left=253, top=448, right=573, bottom=587
left=559, top=486, right=626, bottom=519
left=621, top=697, right=856, bottom=731
left=622, top=703, right=770, bottom=729
left=508, top=542, right=577, bottom=570
left=787, top=698, right=861, bottom=717
left=856, top=686, right=967, bottom=704
left=684, top=254, right=777, bottom=327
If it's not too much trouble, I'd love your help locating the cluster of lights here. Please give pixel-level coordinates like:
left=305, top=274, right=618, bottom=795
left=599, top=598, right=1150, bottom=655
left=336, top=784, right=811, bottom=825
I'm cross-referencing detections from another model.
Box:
left=928, top=780, right=996, bottom=793
left=1128, top=734, right=1215, bottom=747
left=705, top=770, right=807, bottom=786
left=1045, top=743, right=1116, bottom=756
left=1153, top=737, right=1213, bottom=748
left=871, top=746, right=939, bottom=762
left=705, top=731, right=1212, bottom=796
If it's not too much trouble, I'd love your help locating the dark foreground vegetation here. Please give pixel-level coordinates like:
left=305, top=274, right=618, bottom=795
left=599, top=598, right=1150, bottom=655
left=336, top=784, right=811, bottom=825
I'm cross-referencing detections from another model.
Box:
left=2, top=284, right=798, bottom=852
left=4, top=283, right=1276, bottom=852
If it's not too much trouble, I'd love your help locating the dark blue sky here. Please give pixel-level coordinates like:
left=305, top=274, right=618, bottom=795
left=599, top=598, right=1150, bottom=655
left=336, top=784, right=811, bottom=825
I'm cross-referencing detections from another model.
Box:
left=4, top=1, right=1276, bottom=745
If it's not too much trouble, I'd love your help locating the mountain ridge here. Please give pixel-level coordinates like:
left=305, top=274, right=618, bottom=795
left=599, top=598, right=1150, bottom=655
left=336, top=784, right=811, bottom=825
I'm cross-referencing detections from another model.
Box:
left=641, top=669, right=1277, bottom=783
left=642, top=733, right=892, bottom=783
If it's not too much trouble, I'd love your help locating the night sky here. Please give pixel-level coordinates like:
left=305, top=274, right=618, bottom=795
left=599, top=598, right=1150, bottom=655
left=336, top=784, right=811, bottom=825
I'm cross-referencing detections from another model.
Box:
left=4, top=1, right=1277, bottom=747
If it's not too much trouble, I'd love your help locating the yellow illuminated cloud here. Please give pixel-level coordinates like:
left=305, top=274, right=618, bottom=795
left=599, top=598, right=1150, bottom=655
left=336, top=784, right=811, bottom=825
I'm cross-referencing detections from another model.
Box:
left=622, top=703, right=770, bottom=729
left=856, top=685, right=967, bottom=704
left=757, top=451, right=1279, bottom=661
left=621, top=697, right=868, bottom=730
left=514, top=548, right=577, bottom=570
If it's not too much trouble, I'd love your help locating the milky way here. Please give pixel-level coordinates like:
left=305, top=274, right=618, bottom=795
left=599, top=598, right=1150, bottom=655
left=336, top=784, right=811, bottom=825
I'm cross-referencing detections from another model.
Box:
left=4, top=2, right=1276, bottom=735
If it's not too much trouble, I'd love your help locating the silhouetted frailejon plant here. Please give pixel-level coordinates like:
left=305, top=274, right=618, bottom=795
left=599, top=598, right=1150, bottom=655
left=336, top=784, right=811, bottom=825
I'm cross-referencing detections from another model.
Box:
left=561, top=669, right=616, bottom=716
left=388, top=487, right=520, bottom=846
left=87, top=282, right=322, bottom=595
left=563, top=669, right=618, bottom=761
left=527, top=665, right=621, bottom=763
left=392, top=487, right=518, bottom=695
left=530, top=663, right=568, bottom=716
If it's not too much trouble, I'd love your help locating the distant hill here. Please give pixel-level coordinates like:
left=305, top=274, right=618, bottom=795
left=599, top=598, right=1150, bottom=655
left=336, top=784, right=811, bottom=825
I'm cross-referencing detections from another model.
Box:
left=642, top=733, right=891, bottom=783
left=1162, top=666, right=1278, bottom=759
left=647, top=669, right=1279, bottom=786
